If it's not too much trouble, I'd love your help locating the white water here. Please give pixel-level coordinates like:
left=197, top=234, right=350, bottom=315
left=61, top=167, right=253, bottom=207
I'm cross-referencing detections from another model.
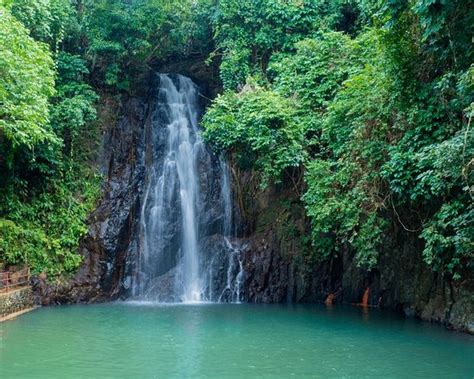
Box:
left=220, top=158, right=233, bottom=237
left=218, top=158, right=244, bottom=303
left=135, top=74, right=243, bottom=303
left=218, top=237, right=244, bottom=303
left=137, top=74, right=204, bottom=302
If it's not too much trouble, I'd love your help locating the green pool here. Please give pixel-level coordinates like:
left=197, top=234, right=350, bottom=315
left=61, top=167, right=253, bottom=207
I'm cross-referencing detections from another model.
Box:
left=1, top=303, right=473, bottom=378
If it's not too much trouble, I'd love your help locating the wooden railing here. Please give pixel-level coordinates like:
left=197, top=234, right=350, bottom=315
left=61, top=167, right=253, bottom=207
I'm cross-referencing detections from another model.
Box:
left=0, top=267, right=30, bottom=293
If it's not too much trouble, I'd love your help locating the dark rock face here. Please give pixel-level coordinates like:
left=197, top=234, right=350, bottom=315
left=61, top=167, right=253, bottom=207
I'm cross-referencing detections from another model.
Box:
left=233, top=171, right=474, bottom=333
left=34, top=96, right=150, bottom=304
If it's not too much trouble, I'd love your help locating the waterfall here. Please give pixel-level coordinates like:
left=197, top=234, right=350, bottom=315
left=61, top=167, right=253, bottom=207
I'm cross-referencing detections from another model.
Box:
left=218, top=158, right=244, bottom=303
left=220, top=158, right=233, bottom=237
left=132, top=74, right=243, bottom=303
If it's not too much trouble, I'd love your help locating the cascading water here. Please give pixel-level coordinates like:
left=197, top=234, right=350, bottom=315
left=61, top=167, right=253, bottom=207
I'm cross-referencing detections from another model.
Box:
left=217, top=159, right=244, bottom=303
left=132, top=74, right=243, bottom=303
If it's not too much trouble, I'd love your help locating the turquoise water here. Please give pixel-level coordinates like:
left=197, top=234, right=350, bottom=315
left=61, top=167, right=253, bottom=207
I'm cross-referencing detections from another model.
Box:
left=1, top=303, right=473, bottom=378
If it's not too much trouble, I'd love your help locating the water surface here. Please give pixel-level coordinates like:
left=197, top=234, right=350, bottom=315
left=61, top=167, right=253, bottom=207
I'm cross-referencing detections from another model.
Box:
left=1, top=303, right=473, bottom=378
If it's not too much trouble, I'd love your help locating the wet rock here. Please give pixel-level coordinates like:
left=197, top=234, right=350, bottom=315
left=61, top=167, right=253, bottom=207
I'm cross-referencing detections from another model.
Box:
left=143, top=268, right=180, bottom=302
left=34, top=92, right=150, bottom=303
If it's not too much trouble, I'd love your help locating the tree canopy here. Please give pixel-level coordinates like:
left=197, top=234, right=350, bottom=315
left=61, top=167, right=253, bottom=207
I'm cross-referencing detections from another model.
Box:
left=203, top=0, right=474, bottom=279
left=0, top=7, right=56, bottom=148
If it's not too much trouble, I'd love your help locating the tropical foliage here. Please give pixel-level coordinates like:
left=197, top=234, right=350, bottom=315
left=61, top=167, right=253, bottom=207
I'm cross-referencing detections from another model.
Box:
left=203, top=0, right=474, bottom=279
